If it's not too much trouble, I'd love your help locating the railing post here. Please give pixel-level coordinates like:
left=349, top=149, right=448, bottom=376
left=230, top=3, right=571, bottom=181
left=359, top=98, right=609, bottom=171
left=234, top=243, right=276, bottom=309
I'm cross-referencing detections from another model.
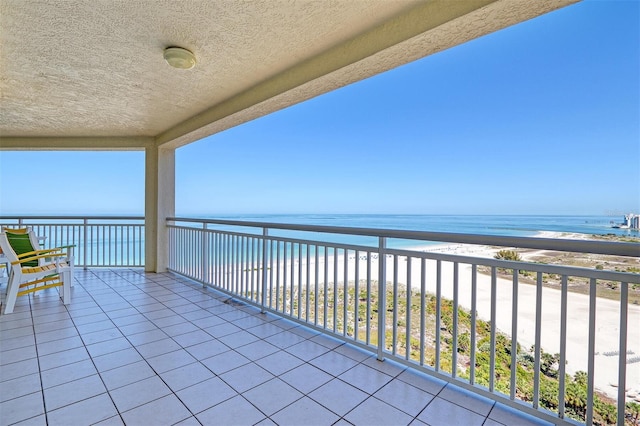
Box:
left=377, top=236, right=386, bottom=361
left=261, top=228, right=269, bottom=313
left=202, top=222, right=208, bottom=287
left=83, top=218, right=88, bottom=269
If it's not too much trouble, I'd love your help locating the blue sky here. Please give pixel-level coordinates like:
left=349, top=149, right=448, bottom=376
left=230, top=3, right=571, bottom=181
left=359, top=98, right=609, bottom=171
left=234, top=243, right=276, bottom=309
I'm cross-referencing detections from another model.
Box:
left=1, top=0, right=638, bottom=216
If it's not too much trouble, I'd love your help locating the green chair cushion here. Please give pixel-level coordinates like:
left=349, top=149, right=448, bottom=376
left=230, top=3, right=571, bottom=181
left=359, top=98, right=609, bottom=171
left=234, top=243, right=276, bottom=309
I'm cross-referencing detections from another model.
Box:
left=6, top=232, right=38, bottom=267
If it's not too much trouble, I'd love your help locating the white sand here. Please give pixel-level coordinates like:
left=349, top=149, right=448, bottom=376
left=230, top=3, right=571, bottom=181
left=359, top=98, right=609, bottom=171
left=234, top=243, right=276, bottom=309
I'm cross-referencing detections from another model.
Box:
left=261, top=235, right=639, bottom=401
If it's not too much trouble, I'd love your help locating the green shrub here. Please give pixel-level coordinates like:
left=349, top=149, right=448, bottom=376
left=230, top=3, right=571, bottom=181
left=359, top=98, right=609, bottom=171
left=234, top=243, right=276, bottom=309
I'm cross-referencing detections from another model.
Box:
left=494, top=249, right=521, bottom=261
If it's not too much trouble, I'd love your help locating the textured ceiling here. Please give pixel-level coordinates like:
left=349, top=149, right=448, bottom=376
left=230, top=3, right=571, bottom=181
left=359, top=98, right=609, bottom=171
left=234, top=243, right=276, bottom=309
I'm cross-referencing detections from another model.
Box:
left=0, top=0, right=578, bottom=150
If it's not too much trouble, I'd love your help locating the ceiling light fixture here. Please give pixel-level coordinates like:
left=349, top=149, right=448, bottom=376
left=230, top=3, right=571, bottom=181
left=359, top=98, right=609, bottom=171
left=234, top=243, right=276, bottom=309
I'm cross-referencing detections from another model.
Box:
left=163, top=47, right=196, bottom=70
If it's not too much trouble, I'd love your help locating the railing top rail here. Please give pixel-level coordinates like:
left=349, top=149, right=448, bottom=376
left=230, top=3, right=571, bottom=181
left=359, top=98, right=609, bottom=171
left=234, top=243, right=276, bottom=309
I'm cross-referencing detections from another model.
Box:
left=0, top=216, right=144, bottom=221
left=168, top=216, right=640, bottom=258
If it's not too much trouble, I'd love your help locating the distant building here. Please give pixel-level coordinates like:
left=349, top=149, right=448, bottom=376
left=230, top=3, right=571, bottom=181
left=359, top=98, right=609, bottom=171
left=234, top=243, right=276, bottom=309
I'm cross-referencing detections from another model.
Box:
left=613, top=213, right=640, bottom=230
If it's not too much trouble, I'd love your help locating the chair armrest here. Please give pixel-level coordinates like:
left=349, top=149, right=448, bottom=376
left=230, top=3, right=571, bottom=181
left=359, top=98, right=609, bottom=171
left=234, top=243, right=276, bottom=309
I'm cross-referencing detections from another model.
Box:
left=10, top=251, right=66, bottom=265
left=17, top=248, right=64, bottom=259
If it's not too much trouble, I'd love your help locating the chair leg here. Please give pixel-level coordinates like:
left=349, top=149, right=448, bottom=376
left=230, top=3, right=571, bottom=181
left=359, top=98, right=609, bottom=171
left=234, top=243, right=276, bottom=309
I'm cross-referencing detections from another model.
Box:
left=2, top=271, right=20, bottom=315
left=60, top=269, right=71, bottom=305
left=69, top=263, right=75, bottom=288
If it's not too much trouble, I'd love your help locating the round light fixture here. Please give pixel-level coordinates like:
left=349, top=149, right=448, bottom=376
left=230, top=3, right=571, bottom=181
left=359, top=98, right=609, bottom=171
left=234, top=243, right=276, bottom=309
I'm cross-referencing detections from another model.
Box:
left=163, top=47, right=196, bottom=70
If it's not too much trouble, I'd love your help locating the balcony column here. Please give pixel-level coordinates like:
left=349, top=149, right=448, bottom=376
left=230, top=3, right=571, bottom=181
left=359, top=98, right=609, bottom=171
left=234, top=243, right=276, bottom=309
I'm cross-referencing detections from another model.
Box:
left=145, top=145, right=175, bottom=272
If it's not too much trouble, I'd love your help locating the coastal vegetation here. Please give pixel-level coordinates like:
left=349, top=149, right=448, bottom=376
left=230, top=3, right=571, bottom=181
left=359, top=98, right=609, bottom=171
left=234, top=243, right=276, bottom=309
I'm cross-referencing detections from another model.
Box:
left=488, top=234, right=640, bottom=304
left=270, top=281, right=635, bottom=425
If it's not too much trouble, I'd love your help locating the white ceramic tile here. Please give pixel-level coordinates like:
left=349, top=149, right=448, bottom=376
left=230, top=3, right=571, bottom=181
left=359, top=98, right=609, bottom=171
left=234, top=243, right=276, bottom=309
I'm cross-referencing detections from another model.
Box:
left=261, top=330, right=305, bottom=349
left=92, top=414, right=125, bottom=426
left=270, top=396, right=340, bottom=426
left=171, top=329, right=212, bottom=348
left=309, top=334, right=343, bottom=349
left=235, top=339, right=279, bottom=360
left=32, top=319, right=75, bottom=334
left=439, top=383, right=494, bottom=416
left=92, top=347, right=144, bottom=372
left=218, top=330, right=260, bottom=348
left=159, top=362, right=216, bottom=392
left=145, top=349, right=196, bottom=373
left=38, top=346, right=89, bottom=371
left=110, top=313, right=149, bottom=327
left=0, top=373, right=42, bottom=403
left=106, top=307, right=138, bottom=319
left=339, top=363, right=393, bottom=394
left=0, top=392, right=44, bottom=425
left=196, top=395, right=266, bottom=425
left=416, top=397, right=486, bottom=426
left=143, top=305, right=178, bottom=325
left=33, top=326, right=80, bottom=344
left=309, top=350, right=359, bottom=376
left=135, top=337, right=182, bottom=358
left=176, top=377, right=237, bottom=413
left=309, top=378, right=368, bottom=416
left=121, top=393, right=192, bottom=425
left=36, top=335, right=84, bottom=356
left=180, top=309, right=214, bottom=322
left=124, top=328, right=168, bottom=346
left=488, top=403, right=553, bottom=426
left=203, top=322, right=242, bottom=338
left=373, top=378, right=435, bottom=416
left=184, top=338, right=230, bottom=360
left=0, top=344, right=38, bottom=366
left=361, top=355, right=405, bottom=377
left=0, top=311, right=32, bottom=324
left=109, top=375, right=172, bottom=412
left=1, top=334, right=36, bottom=351
left=288, top=326, right=320, bottom=339
left=86, top=336, right=132, bottom=358
left=71, top=312, right=110, bottom=326
left=242, top=378, right=303, bottom=416
left=397, top=369, right=447, bottom=395
left=1, top=325, right=35, bottom=340
left=247, top=321, right=282, bottom=340
left=200, top=350, right=250, bottom=375
left=344, top=396, right=414, bottom=426
left=285, top=340, right=330, bottom=361
left=172, top=416, right=202, bottom=426
left=99, top=360, right=156, bottom=391
left=160, top=321, right=199, bottom=337
left=46, top=393, right=118, bottom=426
left=333, top=343, right=371, bottom=362
left=40, top=359, right=98, bottom=389
left=79, top=327, right=123, bottom=345
left=0, top=358, right=39, bottom=383
left=280, top=363, right=333, bottom=394
left=219, top=362, right=274, bottom=393
left=11, top=413, right=47, bottom=426
left=75, top=319, right=117, bottom=335
left=44, top=374, right=107, bottom=411
left=217, top=309, right=252, bottom=322
left=255, top=350, right=304, bottom=376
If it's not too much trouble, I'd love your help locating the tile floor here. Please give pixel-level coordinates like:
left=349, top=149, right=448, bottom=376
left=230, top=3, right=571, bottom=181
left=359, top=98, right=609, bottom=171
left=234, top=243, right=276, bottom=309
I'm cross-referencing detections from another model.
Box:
left=0, top=269, right=553, bottom=426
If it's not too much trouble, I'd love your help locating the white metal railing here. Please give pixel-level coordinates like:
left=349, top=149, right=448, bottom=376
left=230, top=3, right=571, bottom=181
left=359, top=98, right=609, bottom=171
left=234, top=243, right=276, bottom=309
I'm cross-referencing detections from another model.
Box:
left=0, top=216, right=144, bottom=267
left=168, top=217, right=640, bottom=426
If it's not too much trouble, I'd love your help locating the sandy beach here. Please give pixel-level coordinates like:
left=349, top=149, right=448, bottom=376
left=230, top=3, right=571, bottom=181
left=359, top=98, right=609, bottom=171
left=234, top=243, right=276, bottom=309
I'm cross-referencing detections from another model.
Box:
left=259, top=233, right=640, bottom=402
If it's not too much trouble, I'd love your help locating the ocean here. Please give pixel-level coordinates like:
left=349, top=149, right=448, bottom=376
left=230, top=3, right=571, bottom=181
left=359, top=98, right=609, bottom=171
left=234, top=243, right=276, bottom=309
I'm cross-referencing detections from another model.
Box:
left=199, top=214, right=638, bottom=249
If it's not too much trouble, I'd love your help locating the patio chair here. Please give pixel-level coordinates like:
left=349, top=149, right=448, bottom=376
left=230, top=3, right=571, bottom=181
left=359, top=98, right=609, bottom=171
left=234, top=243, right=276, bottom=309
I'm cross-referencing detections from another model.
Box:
left=2, top=227, right=75, bottom=286
left=0, top=232, right=71, bottom=314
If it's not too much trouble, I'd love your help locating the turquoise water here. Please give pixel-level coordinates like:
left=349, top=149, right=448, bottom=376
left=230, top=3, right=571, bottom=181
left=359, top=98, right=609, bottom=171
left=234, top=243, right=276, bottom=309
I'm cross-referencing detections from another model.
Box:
left=201, top=214, right=638, bottom=249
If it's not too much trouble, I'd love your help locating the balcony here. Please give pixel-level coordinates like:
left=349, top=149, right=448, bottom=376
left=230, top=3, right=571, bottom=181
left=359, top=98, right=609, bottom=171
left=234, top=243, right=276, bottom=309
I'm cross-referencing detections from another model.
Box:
left=1, top=216, right=638, bottom=425
left=0, top=267, right=553, bottom=426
